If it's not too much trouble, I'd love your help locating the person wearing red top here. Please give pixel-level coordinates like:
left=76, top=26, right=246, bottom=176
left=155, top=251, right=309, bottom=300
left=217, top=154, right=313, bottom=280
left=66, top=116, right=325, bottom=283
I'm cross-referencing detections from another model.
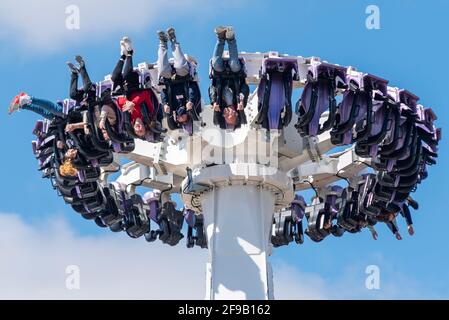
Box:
left=111, top=36, right=163, bottom=139
left=116, top=90, right=154, bottom=138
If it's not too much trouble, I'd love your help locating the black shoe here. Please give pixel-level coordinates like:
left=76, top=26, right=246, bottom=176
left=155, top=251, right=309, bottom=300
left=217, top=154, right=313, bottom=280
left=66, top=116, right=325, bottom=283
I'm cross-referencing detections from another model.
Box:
left=157, top=30, right=168, bottom=46
left=67, top=62, right=79, bottom=74
left=167, top=27, right=177, bottom=44
left=75, top=55, right=85, bottom=68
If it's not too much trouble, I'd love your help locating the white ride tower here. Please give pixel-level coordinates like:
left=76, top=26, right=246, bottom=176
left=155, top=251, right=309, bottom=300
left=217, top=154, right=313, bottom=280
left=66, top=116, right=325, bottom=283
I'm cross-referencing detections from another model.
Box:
left=112, top=52, right=369, bottom=300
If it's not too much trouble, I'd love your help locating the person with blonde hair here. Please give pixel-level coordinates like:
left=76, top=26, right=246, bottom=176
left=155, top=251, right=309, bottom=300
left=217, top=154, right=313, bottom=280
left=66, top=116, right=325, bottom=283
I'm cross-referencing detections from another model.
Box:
left=59, top=148, right=79, bottom=177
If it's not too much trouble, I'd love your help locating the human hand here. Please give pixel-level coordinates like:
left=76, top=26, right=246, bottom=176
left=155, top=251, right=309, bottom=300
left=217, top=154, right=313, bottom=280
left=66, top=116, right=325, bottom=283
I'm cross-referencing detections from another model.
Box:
left=102, top=129, right=110, bottom=141
left=164, top=104, right=171, bottom=113
left=237, top=102, right=244, bottom=111
left=213, top=102, right=220, bottom=112
left=123, top=101, right=135, bottom=113
left=65, top=124, right=74, bottom=132
left=408, top=225, right=414, bottom=236
left=186, top=101, right=193, bottom=111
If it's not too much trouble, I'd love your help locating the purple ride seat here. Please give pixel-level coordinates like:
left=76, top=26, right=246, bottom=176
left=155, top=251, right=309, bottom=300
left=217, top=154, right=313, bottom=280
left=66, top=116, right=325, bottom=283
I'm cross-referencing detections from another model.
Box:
left=291, top=194, right=306, bottom=224
left=331, top=73, right=387, bottom=146
left=296, top=63, right=346, bottom=137
left=354, top=76, right=390, bottom=157
left=143, top=191, right=161, bottom=224
left=305, top=186, right=342, bottom=242
left=62, top=99, right=77, bottom=115
left=97, top=79, right=136, bottom=153
left=256, top=57, right=298, bottom=130
left=109, top=182, right=133, bottom=217
left=373, top=88, right=412, bottom=171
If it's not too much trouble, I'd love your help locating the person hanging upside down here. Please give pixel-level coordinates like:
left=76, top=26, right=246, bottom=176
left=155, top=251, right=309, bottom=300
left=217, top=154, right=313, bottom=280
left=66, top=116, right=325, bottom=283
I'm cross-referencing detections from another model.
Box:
left=8, top=93, right=66, bottom=119
left=64, top=101, right=117, bottom=141
left=59, top=148, right=79, bottom=177
left=67, top=55, right=96, bottom=107
left=111, top=36, right=164, bottom=140
left=209, top=26, right=249, bottom=130
left=376, top=208, right=402, bottom=240
left=157, top=27, right=201, bottom=134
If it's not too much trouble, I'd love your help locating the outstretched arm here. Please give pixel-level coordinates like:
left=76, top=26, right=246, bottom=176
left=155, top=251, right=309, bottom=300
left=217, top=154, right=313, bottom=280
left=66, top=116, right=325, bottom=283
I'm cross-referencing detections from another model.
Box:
left=239, top=81, right=250, bottom=107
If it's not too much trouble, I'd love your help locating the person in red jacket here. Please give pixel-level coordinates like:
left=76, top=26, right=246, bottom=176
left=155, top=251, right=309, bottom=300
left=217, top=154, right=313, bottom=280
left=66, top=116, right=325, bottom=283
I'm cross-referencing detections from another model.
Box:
left=115, top=90, right=154, bottom=138
left=111, top=37, right=163, bottom=139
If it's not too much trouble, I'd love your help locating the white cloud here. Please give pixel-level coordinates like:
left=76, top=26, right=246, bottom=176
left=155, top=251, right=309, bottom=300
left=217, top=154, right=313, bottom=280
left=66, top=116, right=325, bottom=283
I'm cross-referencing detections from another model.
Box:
left=0, top=0, right=242, bottom=53
left=0, top=212, right=330, bottom=300
left=273, top=263, right=328, bottom=299
left=0, top=213, right=208, bottom=299
left=0, top=213, right=438, bottom=300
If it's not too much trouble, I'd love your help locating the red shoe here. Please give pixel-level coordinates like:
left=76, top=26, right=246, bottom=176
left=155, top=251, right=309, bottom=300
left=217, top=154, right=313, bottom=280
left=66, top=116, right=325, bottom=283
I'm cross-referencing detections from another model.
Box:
left=8, top=92, right=28, bottom=115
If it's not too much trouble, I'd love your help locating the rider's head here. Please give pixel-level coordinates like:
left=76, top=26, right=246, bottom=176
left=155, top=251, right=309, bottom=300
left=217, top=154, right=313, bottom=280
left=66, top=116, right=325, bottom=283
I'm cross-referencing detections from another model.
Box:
left=60, top=148, right=78, bottom=177
left=177, top=107, right=189, bottom=124
left=223, top=106, right=238, bottom=126
left=101, top=129, right=110, bottom=141
left=133, top=118, right=147, bottom=137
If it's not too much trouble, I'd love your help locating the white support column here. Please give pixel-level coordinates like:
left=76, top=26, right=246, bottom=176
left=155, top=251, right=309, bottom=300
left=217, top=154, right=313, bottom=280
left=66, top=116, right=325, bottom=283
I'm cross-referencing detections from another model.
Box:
left=184, top=163, right=294, bottom=300
left=201, top=184, right=275, bottom=300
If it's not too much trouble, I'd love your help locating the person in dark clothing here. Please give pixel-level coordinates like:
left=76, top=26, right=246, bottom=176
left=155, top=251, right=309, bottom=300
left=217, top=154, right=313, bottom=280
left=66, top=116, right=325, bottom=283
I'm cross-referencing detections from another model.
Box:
left=111, top=37, right=141, bottom=96
left=209, top=26, right=249, bottom=130
left=157, top=28, right=201, bottom=134
left=67, top=55, right=96, bottom=107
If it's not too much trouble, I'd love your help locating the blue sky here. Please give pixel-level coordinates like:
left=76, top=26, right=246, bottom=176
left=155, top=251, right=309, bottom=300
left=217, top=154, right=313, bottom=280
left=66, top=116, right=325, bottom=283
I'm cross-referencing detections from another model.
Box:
left=0, top=0, right=448, bottom=299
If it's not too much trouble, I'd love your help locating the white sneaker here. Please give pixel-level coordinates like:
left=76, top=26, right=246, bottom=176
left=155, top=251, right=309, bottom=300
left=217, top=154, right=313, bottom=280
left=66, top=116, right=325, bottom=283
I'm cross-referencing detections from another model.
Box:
left=122, top=36, right=134, bottom=53
left=8, top=92, right=30, bottom=115
left=19, top=94, right=32, bottom=107
left=120, top=40, right=126, bottom=56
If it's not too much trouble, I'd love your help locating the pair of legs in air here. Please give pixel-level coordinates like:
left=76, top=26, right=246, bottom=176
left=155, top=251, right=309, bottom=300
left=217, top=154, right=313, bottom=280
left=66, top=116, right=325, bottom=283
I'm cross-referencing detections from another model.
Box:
left=111, top=37, right=140, bottom=93
left=212, top=26, right=241, bottom=73
left=210, top=26, right=247, bottom=128
left=111, top=37, right=164, bottom=139
left=157, top=28, right=201, bottom=133
left=9, top=93, right=65, bottom=120
left=157, top=27, right=190, bottom=80
left=67, top=55, right=95, bottom=104
left=9, top=55, right=93, bottom=119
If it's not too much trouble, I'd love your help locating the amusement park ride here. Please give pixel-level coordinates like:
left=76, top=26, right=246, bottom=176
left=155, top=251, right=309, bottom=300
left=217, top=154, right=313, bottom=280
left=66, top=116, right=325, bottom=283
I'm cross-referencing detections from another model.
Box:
left=26, top=50, right=440, bottom=300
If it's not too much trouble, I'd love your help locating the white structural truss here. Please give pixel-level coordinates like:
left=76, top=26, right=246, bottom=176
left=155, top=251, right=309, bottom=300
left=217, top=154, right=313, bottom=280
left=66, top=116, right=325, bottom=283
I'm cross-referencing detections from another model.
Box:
left=108, top=52, right=371, bottom=300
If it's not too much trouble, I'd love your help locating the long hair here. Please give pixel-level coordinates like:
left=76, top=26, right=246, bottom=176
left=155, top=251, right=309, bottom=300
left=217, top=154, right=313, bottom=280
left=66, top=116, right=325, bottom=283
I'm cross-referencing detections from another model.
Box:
left=59, top=159, right=78, bottom=177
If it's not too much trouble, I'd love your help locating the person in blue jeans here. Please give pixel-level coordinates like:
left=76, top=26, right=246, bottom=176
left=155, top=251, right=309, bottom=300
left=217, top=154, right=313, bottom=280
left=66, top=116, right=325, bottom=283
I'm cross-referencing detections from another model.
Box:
left=209, top=26, right=249, bottom=129
left=157, top=27, right=191, bottom=79
left=211, top=26, right=241, bottom=73
left=8, top=92, right=65, bottom=119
